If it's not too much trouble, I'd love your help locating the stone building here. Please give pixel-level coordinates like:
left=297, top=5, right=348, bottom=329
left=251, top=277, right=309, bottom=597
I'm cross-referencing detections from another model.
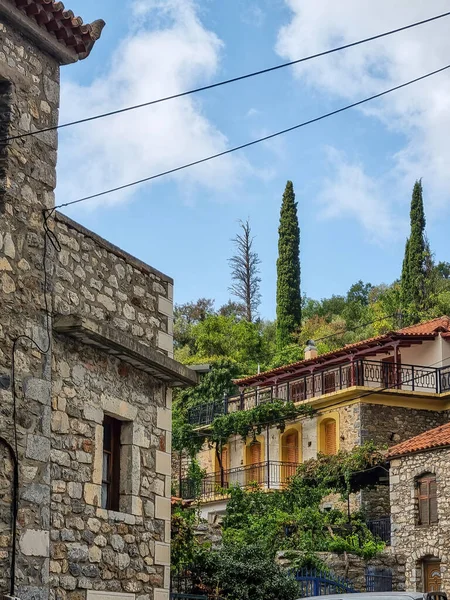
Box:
left=183, top=317, right=450, bottom=520
left=0, top=2, right=197, bottom=600
left=388, top=422, right=450, bottom=593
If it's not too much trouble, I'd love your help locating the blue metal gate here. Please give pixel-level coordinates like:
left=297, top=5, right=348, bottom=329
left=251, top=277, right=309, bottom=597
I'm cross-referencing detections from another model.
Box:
left=365, top=567, right=393, bottom=592
left=295, top=568, right=356, bottom=597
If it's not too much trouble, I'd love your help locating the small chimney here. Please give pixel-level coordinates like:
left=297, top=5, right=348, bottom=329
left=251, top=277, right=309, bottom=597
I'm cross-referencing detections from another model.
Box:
left=304, top=340, right=318, bottom=360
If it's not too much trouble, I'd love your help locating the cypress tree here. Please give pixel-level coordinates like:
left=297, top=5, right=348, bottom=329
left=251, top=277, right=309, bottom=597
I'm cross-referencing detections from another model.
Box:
left=400, top=180, right=427, bottom=323
left=276, top=180, right=301, bottom=348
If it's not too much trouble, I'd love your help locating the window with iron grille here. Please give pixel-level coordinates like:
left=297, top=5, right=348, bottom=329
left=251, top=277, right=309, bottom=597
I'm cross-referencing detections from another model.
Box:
left=417, top=473, right=438, bottom=526
left=102, top=416, right=122, bottom=511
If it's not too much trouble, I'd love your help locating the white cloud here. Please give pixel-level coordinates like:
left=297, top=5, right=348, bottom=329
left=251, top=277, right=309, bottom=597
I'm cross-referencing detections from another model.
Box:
left=56, top=0, right=247, bottom=208
left=246, top=108, right=261, bottom=118
left=241, top=3, right=266, bottom=28
left=319, top=148, right=401, bottom=242
left=276, top=1, right=450, bottom=227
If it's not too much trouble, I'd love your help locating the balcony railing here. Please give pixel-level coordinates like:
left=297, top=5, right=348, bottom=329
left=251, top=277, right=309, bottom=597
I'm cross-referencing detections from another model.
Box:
left=188, top=360, right=450, bottom=426
left=178, top=460, right=298, bottom=500
left=366, top=516, right=391, bottom=544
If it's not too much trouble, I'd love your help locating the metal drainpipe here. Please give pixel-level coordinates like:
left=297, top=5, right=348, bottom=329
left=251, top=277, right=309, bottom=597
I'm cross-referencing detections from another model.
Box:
left=266, top=425, right=270, bottom=489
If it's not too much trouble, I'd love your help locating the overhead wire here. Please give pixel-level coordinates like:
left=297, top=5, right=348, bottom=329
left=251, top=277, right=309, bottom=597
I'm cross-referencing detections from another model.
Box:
left=313, top=313, right=400, bottom=344
left=3, top=9, right=450, bottom=143
left=50, top=62, right=450, bottom=211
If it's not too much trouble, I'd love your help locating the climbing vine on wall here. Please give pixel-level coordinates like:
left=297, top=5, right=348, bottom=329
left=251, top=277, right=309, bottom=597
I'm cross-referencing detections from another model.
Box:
left=174, top=400, right=315, bottom=457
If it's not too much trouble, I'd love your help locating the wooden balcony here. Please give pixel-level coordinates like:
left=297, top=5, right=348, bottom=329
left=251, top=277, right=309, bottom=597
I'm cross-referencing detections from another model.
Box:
left=188, top=359, right=450, bottom=427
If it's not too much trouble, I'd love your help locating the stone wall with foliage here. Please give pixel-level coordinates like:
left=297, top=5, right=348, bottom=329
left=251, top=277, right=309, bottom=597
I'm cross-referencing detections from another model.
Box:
left=390, top=447, right=450, bottom=591
left=278, top=551, right=406, bottom=592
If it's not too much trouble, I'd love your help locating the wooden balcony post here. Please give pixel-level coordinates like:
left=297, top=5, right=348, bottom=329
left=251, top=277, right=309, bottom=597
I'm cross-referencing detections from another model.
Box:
left=266, top=425, right=270, bottom=489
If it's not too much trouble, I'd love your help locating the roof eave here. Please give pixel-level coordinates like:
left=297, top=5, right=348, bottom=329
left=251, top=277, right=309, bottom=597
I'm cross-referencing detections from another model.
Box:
left=236, top=333, right=436, bottom=388
left=0, top=0, right=79, bottom=64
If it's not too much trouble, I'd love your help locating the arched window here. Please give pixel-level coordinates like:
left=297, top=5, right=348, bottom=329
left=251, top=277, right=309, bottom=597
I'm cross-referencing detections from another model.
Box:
left=320, top=418, right=337, bottom=456
left=417, top=473, right=438, bottom=526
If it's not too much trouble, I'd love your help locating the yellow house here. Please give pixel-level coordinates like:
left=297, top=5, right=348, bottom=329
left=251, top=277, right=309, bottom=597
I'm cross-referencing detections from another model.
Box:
left=186, top=316, right=450, bottom=521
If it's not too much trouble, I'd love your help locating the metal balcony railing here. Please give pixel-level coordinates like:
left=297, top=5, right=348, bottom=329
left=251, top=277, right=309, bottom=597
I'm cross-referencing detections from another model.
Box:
left=178, top=460, right=298, bottom=500
left=188, top=360, right=450, bottom=427
left=366, top=516, right=391, bottom=544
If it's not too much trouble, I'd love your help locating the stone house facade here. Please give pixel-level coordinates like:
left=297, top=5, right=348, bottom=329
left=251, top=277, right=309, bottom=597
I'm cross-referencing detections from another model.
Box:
left=388, top=422, right=450, bottom=593
left=184, top=318, right=450, bottom=520
left=0, top=2, right=197, bottom=600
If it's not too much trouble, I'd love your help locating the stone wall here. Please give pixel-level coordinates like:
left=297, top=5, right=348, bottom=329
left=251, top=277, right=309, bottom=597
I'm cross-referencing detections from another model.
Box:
left=0, top=13, right=61, bottom=599
left=53, top=214, right=174, bottom=358
left=0, top=443, right=14, bottom=595
left=49, top=337, right=172, bottom=600
left=360, top=403, right=447, bottom=448
left=390, top=447, right=450, bottom=591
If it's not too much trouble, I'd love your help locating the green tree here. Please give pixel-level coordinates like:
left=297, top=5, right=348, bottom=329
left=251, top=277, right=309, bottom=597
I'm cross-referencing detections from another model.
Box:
left=174, top=298, right=215, bottom=352
left=201, top=543, right=300, bottom=600
left=401, top=180, right=428, bottom=323
left=276, top=181, right=301, bottom=349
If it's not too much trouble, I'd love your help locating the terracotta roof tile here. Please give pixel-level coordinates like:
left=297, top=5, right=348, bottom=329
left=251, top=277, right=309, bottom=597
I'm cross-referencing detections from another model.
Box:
left=386, top=421, right=450, bottom=459
left=397, top=316, right=450, bottom=335
left=235, top=315, right=450, bottom=386
left=7, top=0, right=105, bottom=59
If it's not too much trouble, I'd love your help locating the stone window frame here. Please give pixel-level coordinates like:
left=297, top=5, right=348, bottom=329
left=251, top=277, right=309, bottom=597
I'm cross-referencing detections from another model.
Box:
left=88, top=395, right=148, bottom=520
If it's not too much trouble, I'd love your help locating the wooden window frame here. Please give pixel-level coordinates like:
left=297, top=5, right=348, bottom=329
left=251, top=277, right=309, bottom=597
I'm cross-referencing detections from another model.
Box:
left=417, top=473, right=438, bottom=526
left=102, top=416, right=121, bottom=511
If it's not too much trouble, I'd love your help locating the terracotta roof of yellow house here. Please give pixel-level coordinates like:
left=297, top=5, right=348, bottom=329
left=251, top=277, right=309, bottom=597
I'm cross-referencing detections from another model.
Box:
left=235, top=316, right=450, bottom=387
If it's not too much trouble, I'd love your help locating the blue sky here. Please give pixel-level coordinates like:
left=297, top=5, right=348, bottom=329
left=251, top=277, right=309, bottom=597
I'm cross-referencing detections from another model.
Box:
left=56, top=0, right=450, bottom=319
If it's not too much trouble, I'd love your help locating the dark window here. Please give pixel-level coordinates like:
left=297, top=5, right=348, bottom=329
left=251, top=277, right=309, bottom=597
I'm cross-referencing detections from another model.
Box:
left=102, top=416, right=121, bottom=511
left=0, top=80, right=12, bottom=211
left=417, top=473, right=438, bottom=526
left=324, top=372, right=336, bottom=394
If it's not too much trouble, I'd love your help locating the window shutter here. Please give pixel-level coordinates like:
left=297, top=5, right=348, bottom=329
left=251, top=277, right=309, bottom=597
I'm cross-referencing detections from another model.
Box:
left=284, top=433, right=297, bottom=463
left=250, top=442, right=261, bottom=465
left=418, top=475, right=438, bottom=525
left=324, top=420, right=337, bottom=455
left=429, top=479, right=438, bottom=523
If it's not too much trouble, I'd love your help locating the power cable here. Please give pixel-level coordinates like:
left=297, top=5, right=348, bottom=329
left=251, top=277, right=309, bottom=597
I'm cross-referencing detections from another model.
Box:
left=313, top=313, right=399, bottom=344
left=3, top=10, right=450, bottom=143
left=51, top=62, right=450, bottom=211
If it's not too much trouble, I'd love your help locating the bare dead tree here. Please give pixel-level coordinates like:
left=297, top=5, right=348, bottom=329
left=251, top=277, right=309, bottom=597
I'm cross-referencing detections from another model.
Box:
left=228, top=219, right=261, bottom=322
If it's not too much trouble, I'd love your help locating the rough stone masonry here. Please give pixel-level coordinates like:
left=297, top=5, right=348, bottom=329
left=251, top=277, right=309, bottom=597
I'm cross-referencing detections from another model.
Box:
left=0, top=2, right=197, bottom=600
